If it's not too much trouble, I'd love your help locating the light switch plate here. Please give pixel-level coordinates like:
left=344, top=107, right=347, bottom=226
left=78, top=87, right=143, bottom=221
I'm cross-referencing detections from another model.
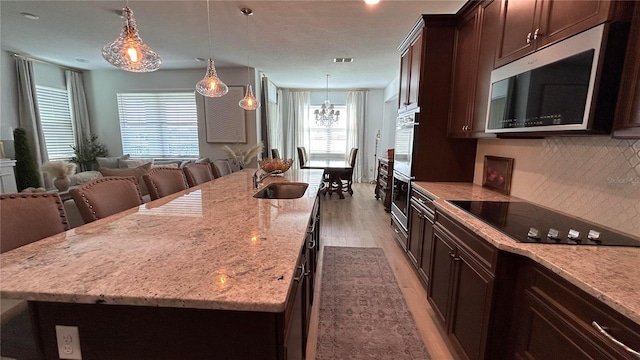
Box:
left=55, top=325, right=82, bottom=360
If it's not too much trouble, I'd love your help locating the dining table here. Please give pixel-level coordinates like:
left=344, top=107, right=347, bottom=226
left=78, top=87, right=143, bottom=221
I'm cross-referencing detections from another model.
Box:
left=303, top=159, right=352, bottom=199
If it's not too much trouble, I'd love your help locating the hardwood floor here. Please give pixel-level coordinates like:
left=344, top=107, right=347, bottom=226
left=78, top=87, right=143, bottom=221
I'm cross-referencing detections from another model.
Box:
left=306, top=183, right=460, bottom=360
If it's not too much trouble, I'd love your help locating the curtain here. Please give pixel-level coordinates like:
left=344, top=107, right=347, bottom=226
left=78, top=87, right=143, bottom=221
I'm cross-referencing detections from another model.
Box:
left=281, top=90, right=310, bottom=169
left=65, top=70, right=91, bottom=153
left=16, top=57, right=47, bottom=186
left=263, top=76, right=282, bottom=159
left=346, top=91, right=367, bottom=183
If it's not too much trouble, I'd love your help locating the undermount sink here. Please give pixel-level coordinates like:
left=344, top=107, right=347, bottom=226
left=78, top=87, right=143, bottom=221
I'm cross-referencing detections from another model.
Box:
left=253, top=182, right=309, bottom=199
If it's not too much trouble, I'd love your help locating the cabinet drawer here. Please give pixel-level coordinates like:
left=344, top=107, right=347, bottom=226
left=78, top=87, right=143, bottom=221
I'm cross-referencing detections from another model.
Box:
left=410, top=188, right=435, bottom=213
left=526, top=264, right=640, bottom=359
left=380, top=162, right=389, bottom=173
left=436, top=211, right=498, bottom=275
left=391, top=215, right=408, bottom=251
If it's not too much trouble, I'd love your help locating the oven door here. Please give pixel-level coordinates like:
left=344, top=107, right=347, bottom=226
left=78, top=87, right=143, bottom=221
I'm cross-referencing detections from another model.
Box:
left=393, top=115, right=416, bottom=177
left=391, top=171, right=410, bottom=231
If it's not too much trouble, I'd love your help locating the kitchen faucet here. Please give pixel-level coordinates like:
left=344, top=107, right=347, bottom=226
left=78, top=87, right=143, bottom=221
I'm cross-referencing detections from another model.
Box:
left=252, top=169, right=282, bottom=190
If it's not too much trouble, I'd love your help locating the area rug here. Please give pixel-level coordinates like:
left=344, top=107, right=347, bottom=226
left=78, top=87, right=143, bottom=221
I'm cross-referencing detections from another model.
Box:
left=316, top=246, right=431, bottom=359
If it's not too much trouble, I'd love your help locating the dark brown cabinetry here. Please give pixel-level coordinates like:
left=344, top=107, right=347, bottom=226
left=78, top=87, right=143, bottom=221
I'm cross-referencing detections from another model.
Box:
left=429, top=212, right=498, bottom=360
left=398, top=31, right=423, bottom=113
left=374, top=158, right=394, bottom=212
left=407, top=188, right=435, bottom=287
left=510, top=259, right=640, bottom=359
left=614, top=2, right=640, bottom=138
left=495, top=0, right=629, bottom=68
left=448, top=0, right=500, bottom=139
left=391, top=213, right=409, bottom=251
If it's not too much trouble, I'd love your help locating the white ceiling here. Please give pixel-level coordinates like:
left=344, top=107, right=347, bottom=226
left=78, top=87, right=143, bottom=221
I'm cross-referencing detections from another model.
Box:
left=1, top=0, right=466, bottom=89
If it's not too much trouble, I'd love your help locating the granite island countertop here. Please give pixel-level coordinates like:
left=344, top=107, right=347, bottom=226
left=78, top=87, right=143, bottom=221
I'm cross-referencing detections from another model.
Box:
left=412, top=181, right=640, bottom=326
left=0, top=169, right=324, bottom=313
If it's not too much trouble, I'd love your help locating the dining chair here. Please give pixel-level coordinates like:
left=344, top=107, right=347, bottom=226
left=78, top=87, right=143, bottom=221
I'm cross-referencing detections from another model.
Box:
left=341, top=147, right=358, bottom=196
left=271, top=148, right=280, bottom=159
left=0, top=192, right=69, bottom=254
left=297, top=147, right=308, bottom=168
left=142, top=167, right=189, bottom=201
left=70, top=176, right=143, bottom=224
left=212, top=159, right=233, bottom=178
left=183, top=163, right=214, bottom=187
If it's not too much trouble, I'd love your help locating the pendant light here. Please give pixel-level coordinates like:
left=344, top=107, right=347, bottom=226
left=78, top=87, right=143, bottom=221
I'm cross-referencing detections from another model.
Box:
left=314, top=74, right=340, bottom=127
left=196, top=0, right=228, bottom=97
left=101, top=4, right=161, bottom=72
left=239, top=8, right=260, bottom=110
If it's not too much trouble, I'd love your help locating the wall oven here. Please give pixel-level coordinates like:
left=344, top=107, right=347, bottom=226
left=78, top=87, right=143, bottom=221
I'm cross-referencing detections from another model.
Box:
left=393, top=114, right=416, bottom=177
left=391, top=171, right=410, bottom=231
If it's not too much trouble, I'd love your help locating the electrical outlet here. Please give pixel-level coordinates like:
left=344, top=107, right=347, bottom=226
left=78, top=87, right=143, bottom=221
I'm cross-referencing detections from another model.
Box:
left=56, top=325, right=82, bottom=360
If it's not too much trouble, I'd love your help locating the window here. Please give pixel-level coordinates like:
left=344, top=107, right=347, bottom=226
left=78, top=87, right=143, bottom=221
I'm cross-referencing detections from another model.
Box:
left=117, top=92, right=199, bottom=158
left=36, top=86, right=76, bottom=160
left=307, top=105, right=347, bottom=161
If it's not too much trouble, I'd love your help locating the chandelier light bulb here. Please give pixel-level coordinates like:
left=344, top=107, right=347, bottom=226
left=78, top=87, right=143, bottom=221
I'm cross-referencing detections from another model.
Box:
left=196, top=59, right=229, bottom=97
left=315, top=75, right=340, bottom=126
left=101, top=6, right=161, bottom=72
left=239, top=84, right=260, bottom=110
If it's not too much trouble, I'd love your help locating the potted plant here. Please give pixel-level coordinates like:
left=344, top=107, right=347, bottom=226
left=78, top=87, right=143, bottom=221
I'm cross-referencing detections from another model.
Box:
left=71, top=134, right=109, bottom=172
left=222, top=142, right=264, bottom=170
left=13, top=127, right=41, bottom=191
left=41, top=160, right=77, bottom=191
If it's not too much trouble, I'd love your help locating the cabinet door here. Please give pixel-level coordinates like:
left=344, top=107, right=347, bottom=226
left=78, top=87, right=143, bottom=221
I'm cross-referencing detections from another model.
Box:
left=407, top=33, right=423, bottom=111
left=399, top=49, right=411, bottom=112
left=407, top=202, right=423, bottom=268
left=417, top=215, right=434, bottom=286
left=428, top=228, right=455, bottom=325
left=495, top=0, right=540, bottom=67
left=537, top=0, right=613, bottom=49
left=614, top=2, right=640, bottom=138
left=448, top=8, right=479, bottom=138
left=448, top=248, right=494, bottom=360
left=284, top=261, right=306, bottom=360
left=471, top=0, right=500, bottom=137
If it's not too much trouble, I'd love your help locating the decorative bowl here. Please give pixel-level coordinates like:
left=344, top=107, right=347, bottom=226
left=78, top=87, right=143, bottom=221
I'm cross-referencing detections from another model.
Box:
left=258, top=158, right=294, bottom=173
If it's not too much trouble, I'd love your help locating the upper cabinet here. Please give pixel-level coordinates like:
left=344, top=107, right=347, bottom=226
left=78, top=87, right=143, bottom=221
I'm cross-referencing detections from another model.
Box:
left=614, top=2, right=640, bottom=138
left=495, top=0, right=630, bottom=68
left=398, top=22, right=424, bottom=114
left=448, top=0, right=500, bottom=138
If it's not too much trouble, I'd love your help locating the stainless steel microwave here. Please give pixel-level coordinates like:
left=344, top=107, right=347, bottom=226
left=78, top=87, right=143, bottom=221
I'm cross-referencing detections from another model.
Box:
left=485, top=24, right=624, bottom=134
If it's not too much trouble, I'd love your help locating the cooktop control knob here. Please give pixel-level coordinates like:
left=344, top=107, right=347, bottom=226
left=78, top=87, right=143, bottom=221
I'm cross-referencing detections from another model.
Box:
left=527, top=227, right=540, bottom=239
left=547, top=228, right=560, bottom=240
left=567, top=229, right=581, bottom=241
left=588, top=230, right=601, bottom=242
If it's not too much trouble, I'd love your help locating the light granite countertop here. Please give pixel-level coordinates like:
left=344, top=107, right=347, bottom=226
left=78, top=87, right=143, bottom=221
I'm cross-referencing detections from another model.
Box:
left=0, top=169, right=324, bottom=313
left=412, top=181, right=640, bottom=326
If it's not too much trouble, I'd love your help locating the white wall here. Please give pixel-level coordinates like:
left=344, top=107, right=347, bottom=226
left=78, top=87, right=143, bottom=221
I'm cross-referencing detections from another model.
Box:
left=83, top=67, right=260, bottom=163
left=364, top=90, right=384, bottom=182
left=1, top=51, right=19, bottom=131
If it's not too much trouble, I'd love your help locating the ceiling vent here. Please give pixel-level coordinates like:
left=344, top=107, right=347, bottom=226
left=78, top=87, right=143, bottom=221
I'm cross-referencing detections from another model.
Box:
left=333, top=58, right=354, bottom=63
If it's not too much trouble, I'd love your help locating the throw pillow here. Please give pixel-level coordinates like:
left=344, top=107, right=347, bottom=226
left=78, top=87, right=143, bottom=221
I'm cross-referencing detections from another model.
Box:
left=96, top=154, right=130, bottom=169
left=98, top=162, right=152, bottom=196
left=69, top=171, right=103, bottom=186
left=151, top=163, right=179, bottom=169
left=195, top=157, right=211, bottom=164
left=118, top=158, right=154, bottom=169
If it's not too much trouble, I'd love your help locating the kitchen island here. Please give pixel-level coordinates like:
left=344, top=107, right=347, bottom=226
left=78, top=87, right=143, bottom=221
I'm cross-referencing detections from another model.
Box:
left=1, top=169, right=324, bottom=359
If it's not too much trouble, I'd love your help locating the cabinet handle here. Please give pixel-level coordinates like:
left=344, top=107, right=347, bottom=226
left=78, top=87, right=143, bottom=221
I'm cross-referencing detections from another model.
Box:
left=592, top=321, right=640, bottom=358
left=294, top=263, right=306, bottom=282
left=526, top=32, right=532, bottom=44
left=393, top=228, right=400, bottom=234
left=533, top=28, right=540, bottom=40
left=308, top=239, right=316, bottom=250
left=449, top=251, right=455, bottom=258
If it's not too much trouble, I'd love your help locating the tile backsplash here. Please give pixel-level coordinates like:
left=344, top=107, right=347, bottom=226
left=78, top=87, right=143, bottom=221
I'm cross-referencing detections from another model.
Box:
left=474, top=137, right=640, bottom=237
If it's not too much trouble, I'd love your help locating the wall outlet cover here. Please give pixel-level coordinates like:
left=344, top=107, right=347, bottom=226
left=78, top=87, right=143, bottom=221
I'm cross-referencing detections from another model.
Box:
left=55, top=325, right=82, bottom=360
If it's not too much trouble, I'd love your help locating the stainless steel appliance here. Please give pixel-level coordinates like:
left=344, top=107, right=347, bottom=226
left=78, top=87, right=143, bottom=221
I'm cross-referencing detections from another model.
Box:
left=450, top=200, right=640, bottom=247
left=486, top=24, right=625, bottom=134
left=390, top=172, right=410, bottom=230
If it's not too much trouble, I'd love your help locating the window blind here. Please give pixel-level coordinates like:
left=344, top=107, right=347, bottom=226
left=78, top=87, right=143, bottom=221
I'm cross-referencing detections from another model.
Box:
left=36, top=85, right=76, bottom=160
left=117, top=92, right=199, bottom=158
left=307, top=105, right=347, bottom=160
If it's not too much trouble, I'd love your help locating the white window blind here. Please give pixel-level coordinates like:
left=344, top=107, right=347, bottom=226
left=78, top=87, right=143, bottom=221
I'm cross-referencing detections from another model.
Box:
left=307, top=105, right=347, bottom=161
left=35, top=85, right=76, bottom=160
left=117, top=92, right=199, bottom=158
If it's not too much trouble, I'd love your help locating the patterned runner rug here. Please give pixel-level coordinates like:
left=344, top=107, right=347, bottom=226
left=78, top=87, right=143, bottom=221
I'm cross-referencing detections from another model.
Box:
left=316, top=246, right=431, bottom=359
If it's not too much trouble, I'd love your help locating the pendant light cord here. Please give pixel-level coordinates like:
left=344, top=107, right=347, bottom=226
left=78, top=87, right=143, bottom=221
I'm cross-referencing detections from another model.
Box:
left=207, top=0, right=212, bottom=57
left=246, top=11, right=250, bottom=82
left=326, top=74, right=329, bottom=102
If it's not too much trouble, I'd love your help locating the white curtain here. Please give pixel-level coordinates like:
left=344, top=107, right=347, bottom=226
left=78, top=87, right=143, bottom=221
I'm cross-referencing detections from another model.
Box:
left=346, top=91, right=367, bottom=183
left=281, top=90, right=310, bottom=169
left=16, top=57, right=47, bottom=186
left=65, top=70, right=91, bottom=151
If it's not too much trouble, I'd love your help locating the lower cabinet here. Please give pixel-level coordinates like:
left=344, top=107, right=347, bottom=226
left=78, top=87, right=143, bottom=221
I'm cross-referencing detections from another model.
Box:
left=407, top=188, right=436, bottom=287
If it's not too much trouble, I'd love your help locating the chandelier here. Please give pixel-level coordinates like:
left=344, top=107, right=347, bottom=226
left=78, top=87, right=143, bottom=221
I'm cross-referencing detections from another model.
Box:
left=239, top=8, right=260, bottom=110
left=195, top=0, right=228, bottom=97
left=315, top=74, right=340, bottom=127
left=101, top=6, right=161, bottom=72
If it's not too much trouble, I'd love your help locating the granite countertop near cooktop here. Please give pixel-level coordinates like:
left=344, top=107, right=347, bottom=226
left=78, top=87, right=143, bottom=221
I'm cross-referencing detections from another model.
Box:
left=412, top=181, right=640, bottom=326
left=0, top=169, right=324, bottom=313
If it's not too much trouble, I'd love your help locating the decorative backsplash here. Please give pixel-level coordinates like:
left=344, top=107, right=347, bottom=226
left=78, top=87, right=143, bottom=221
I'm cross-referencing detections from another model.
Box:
left=474, top=137, right=640, bottom=238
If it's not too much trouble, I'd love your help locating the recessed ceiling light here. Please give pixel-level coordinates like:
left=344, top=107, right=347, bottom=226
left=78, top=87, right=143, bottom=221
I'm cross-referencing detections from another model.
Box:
left=21, top=12, right=39, bottom=20
left=195, top=57, right=206, bottom=62
left=364, top=0, right=380, bottom=5
left=76, top=58, right=89, bottom=63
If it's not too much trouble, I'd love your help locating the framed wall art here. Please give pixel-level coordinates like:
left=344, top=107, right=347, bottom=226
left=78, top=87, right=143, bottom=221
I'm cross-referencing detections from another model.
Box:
left=482, top=155, right=514, bottom=195
left=203, top=86, right=247, bottom=143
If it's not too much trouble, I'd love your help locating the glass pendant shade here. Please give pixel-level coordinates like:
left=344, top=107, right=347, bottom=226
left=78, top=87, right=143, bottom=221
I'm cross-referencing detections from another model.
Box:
left=315, top=75, right=340, bottom=126
left=101, top=7, right=161, bottom=72
left=196, top=59, right=229, bottom=97
left=239, top=85, right=260, bottom=110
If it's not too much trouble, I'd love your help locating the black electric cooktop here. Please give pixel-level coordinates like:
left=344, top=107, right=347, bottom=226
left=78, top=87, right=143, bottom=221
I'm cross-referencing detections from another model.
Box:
left=449, top=200, right=640, bottom=247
